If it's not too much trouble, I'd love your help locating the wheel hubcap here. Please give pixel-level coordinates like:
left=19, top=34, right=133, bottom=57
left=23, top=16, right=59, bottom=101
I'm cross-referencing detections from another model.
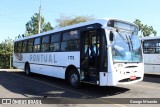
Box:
left=70, top=73, right=78, bottom=85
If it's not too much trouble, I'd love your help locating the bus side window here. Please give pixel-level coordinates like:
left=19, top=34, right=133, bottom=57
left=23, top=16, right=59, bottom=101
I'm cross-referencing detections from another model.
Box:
left=61, top=30, right=80, bottom=51
left=14, top=42, right=18, bottom=53
left=22, top=40, right=27, bottom=53
left=17, top=41, right=22, bottom=53
left=50, top=33, right=61, bottom=51
left=42, top=36, right=50, bottom=52
left=27, top=39, right=33, bottom=53
left=33, top=38, right=41, bottom=52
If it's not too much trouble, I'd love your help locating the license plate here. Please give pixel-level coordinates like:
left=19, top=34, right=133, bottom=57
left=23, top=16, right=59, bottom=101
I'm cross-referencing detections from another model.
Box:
left=130, top=76, right=136, bottom=80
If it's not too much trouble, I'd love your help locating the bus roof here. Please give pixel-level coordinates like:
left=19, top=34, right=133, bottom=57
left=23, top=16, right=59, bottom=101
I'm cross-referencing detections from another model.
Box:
left=15, top=18, right=137, bottom=42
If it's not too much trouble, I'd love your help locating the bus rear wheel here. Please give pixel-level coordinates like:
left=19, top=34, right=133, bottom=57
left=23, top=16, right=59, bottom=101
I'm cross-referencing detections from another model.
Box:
left=67, top=68, right=80, bottom=88
left=25, top=64, right=31, bottom=76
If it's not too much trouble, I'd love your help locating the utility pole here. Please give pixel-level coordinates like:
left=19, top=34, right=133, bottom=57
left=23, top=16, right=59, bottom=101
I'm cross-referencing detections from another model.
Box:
left=38, top=0, right=41, bottom=34
left=10, top=54, right=12, bottom=69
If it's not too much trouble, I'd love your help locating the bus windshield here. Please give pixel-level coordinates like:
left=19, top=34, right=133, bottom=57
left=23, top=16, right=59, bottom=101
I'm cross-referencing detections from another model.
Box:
left=112, top=30, right=142, bottom=63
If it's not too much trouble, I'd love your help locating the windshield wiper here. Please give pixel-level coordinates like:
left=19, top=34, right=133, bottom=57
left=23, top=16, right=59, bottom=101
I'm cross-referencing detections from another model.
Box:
left=128, top=35, right=133, bottom=51
left=118, top=32, right=131, bottom=51
left=125, top=35, right=131, bottom=51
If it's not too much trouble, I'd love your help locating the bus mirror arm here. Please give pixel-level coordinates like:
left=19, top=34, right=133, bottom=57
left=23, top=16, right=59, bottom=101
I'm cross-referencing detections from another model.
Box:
left=109, top=31, right=114, bottom=41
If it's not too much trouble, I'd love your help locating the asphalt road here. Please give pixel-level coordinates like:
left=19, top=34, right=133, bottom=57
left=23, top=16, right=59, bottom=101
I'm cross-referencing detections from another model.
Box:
left=0, top=70, right=160, bottom=107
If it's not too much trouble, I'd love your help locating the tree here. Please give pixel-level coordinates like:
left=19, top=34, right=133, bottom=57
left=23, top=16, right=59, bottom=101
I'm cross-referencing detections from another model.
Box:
left=0, top=38, right=13, bottom=54
left=43, top=22, right=53, bottom=32
left=0, top=38, right=13, bottom=69
left=134, top=19, right=157, bottom=37
left=25, top=13, right=53, bottom=36
left=55, top=15, right=95, bottom=27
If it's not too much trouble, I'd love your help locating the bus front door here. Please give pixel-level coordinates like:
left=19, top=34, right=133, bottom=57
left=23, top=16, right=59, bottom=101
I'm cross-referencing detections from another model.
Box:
left=80, top=30, right=100, bottom=84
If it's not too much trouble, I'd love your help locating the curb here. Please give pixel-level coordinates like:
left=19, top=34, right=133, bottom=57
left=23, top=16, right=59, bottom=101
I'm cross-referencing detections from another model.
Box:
left=0, top=69, right=23, bottom=72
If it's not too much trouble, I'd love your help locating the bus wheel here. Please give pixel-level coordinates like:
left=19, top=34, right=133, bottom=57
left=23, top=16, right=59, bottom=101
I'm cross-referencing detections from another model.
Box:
left=68, top=68, right=80, bottom=88
left=25, top=64, right=31, bottom=76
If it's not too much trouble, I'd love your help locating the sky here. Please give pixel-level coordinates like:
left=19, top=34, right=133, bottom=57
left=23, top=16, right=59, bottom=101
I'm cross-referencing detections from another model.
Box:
left=0, top=0, right=160, bottom=42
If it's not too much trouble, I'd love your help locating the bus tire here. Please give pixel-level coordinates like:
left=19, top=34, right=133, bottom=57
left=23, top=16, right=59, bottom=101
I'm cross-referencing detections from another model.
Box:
left=67, top=68, right=80, bottom=88
left=25, top=63, right=31, bottom=76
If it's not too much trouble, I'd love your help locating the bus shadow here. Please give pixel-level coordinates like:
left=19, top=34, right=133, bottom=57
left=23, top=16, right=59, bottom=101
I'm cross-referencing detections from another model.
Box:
left=0, top=70, right=130, bottom=100
left=143, top=74, right=160, bottom=84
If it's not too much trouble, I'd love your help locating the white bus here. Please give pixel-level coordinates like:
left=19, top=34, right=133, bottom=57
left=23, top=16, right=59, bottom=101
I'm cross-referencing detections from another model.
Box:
left=142, top=36, right=160, bottom=74
left=13, top=18, right=144, bottom=88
